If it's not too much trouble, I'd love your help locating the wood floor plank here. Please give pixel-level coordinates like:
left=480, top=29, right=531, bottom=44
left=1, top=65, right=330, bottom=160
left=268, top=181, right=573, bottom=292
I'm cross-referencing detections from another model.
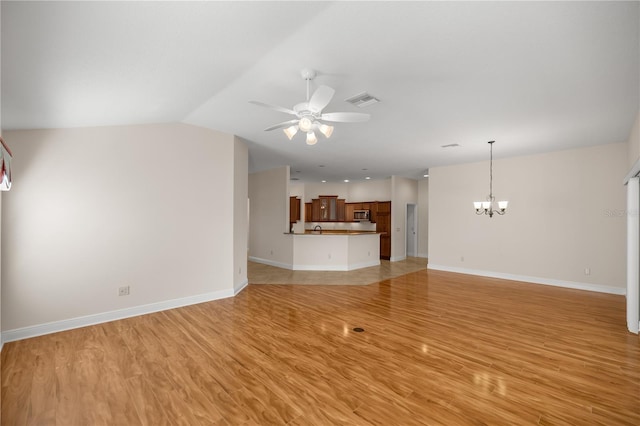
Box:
left=2, top=262, right=639, bottom=425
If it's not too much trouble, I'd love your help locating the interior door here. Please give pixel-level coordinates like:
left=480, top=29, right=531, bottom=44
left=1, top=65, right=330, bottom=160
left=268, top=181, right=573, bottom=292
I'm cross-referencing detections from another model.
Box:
left=406, top=204, right=417, bottom=257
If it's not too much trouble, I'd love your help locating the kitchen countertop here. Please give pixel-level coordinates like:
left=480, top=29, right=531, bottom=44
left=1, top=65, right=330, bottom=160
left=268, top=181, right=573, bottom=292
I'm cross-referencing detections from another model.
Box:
left=284, top=230, right=382, bottom=235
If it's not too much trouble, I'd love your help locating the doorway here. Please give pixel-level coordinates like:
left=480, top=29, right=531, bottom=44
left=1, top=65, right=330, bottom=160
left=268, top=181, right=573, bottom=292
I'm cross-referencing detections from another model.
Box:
left=406, top=204, right=417, bottom=258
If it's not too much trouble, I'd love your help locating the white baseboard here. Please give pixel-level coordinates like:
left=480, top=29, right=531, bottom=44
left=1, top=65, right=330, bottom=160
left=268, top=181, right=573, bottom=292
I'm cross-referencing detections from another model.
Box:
left=293, top=259, right=380, bottom=271
left=390, top=255, right=406, bottom=262
left=248, top=256, right=293, bottom=270
left=427, top=264, right=626, bottom=295
left=234, top=279, right=249, bottom=295
left=1, top=288, right=234, bottom=345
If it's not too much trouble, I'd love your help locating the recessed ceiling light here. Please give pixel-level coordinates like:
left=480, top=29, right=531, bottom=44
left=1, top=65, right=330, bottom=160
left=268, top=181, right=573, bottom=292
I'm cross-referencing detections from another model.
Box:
left=321, top=180, right=326, bottom=183
left=423, top=174, right=429, bottom=178
left=344, top=179, right=349, bottom=183
left=362, top=168, right=368, bottom=171
left=318, top=165, right=325, bottom=167
left=365, top=177, right=371, bottom=180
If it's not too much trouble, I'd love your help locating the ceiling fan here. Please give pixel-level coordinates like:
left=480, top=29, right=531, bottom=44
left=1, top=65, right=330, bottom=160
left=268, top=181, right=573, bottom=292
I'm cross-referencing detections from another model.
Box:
left=250, top=68, right=371, bottom=145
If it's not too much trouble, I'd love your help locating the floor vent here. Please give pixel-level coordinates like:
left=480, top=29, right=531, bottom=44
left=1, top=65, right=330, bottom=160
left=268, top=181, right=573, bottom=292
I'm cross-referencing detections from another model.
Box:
left=352, top=327, right=365, bottom=332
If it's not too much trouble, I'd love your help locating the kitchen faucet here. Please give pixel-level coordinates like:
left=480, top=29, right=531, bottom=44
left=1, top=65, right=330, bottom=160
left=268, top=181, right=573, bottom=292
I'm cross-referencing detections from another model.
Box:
left=313, top=225, right=322, bottom=234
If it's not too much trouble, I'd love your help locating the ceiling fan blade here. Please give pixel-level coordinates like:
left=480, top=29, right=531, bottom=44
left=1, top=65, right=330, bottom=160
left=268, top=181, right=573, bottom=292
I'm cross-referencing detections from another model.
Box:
left=249, top=101, right=297, bottom=116
left=308, top=85, right=335, bottom=113
left=263, top=119, right=299, bottom=131
left=321, top=112, right=371, bottom=123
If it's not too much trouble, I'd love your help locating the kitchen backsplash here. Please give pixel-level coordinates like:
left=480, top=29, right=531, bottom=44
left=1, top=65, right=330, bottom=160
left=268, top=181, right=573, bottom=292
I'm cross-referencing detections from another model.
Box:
left=304, top=221, right=377, bottom=232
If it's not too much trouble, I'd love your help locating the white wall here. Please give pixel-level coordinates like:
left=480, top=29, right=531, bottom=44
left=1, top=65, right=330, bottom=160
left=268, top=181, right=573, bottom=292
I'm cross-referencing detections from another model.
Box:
left=303, top=179, right=391, bottom=203
left=0, top=2, right=3, bottom=350
left=233, top=137, right=249, bottom=293
left=348, top=179, right=391, bottom=201
left=248, top=166, right=293, bottom=268
left=429, top=142, right=627, bottom=293
left=2, top=123, right=241, bottom=335
left=627, top=112, right=640, bottom=167
left=417, top=178, right=429, bottom=258
left=303, top=182, right=348, bottom=202
left=391, top=176, right=418, bottom=261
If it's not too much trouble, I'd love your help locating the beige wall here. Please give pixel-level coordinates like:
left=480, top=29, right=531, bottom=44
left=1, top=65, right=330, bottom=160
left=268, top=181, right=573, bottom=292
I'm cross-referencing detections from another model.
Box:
left=2, top=123, right=240, bottom=332
left=417, top=178, right=429, bottom=258
left=303, top=182, right=348, bottom=202
left=627, top=111, right=640, bottom=168
left=248, top=166, right=293, bottom=267
left=303, top=179, right=391, bottom=203
left=348, top=179, right=391, bottom=202
left=233, top=137, right=249, bottom=292
left=391, top=176, right=419, bottom=261
left=429, top=142, right=627, bottom=292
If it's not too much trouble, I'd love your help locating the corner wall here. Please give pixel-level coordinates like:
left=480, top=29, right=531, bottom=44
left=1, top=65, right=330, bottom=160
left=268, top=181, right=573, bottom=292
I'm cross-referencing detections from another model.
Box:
left=417, top=178, right=429, bottom=258
left=248, top=166, right=293, bottom=268
left=233, top=137, right=248, bottom=293
left=428, top=142, right=627, bottom=294
left=1, top=123, right=240, bottom=340
left=391, top=176, right=418, bottom=261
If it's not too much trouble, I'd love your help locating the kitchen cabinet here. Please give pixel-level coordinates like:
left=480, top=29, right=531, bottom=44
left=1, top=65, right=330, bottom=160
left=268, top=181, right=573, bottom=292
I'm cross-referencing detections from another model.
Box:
left=310, top=195, right=345, bottom=222
left=376, top=201, right=391, bottom=259
left=337, top=199, right=345, bottom=221
left=289, top=197, right=301, bottom=226
left=345, top=203, right=355, bottom=222
left=305, top=203, right=312, bottom=222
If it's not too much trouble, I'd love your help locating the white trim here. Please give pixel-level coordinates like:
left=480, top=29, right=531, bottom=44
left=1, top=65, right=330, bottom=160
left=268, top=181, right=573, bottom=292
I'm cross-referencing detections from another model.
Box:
left=248, top=256, right=293, bottom=270
left=624, top=157, right=640, bottom=185
left=627, top=177, right=640, bottom=333
left=292, top=259, right=380, bottom=271
left=234, top=279, right=249, bottom=295
left=390, top=255, right=407, bottom=262
left=427, top=264, right=626, bottom=295
left=1, top=288, right=234, bottom=344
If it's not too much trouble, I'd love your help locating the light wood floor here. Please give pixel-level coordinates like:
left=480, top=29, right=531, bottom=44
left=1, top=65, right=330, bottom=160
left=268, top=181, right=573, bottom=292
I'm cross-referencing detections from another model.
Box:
left=248, top=257, right=428, bottom=285
left=2, top=266, right=639, bottom=425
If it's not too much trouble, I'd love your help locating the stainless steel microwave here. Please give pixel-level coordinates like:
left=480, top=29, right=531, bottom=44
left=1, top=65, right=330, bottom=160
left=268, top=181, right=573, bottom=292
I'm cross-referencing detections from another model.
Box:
left=353, top=209, right=370, bottom=221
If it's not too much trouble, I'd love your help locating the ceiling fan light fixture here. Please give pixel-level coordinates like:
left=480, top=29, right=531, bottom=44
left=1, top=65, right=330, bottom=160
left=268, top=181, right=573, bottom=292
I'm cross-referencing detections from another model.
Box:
left=299, top=116, right=313, bottom=133
left=283, top=125, right=298, bottom=140
left=318, top=124, right=334, bottom=138
left=306, top=131, right=318, bottom=145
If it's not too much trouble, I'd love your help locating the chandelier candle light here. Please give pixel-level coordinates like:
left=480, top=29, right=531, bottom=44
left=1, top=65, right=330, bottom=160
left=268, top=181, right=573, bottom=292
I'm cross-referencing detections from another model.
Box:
left=474, top=140, right=508, bottom=218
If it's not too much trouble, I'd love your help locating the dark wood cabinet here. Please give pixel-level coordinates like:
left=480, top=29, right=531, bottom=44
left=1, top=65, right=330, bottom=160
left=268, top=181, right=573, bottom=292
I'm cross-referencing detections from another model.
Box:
left=376, top=201, right=391, bottom=260
left=289, top=197, right=301, bottom=226
left=337, top=199, right=345, bottom=221
left=305, top=203, right=312, bottom=222
left=310, top=195, right=345, bottom=222
left=369, top=202, right=378, bottom=223
left=345, top=203, right=355, bottom=222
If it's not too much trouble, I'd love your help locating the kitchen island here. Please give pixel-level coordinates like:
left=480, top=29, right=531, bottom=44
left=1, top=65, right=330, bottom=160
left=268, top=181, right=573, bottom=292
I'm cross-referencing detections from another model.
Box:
left=290, top=231, right=380, bottom=271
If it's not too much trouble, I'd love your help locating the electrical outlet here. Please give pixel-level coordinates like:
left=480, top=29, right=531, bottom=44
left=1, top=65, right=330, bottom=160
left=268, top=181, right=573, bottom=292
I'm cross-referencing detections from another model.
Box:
left=118, top=285, right=130, bottom=296
left=461, top=256, right=465, bottom=262
left=584, top=268, right=591, bottom=275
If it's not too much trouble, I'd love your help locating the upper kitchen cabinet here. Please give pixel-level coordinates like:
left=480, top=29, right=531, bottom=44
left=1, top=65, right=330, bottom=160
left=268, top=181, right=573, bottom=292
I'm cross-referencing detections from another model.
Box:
left=289, top=196, right=301, bottom=226
left=310, top=195, right=345, bottom=222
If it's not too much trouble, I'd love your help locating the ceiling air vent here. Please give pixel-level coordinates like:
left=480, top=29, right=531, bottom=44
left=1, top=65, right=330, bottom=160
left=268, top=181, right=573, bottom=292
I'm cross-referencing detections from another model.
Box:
left=345, top=92, right=380, bottom=108
left=441, top=143, right=460, bottom=148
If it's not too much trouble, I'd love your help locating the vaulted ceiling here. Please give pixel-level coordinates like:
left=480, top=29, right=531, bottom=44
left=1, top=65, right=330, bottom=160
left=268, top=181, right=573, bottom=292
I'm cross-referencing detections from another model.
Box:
left=2, top=1, right=638, bottom=182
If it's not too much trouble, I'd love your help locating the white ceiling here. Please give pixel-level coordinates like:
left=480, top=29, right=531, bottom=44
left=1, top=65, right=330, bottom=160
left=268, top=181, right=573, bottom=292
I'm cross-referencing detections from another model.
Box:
left=2, top=1, right=638, bottom=182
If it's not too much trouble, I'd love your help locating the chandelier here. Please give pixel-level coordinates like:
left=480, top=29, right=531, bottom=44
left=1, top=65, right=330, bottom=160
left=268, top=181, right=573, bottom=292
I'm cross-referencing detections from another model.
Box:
left=474, top=140, right=508, bottom=217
